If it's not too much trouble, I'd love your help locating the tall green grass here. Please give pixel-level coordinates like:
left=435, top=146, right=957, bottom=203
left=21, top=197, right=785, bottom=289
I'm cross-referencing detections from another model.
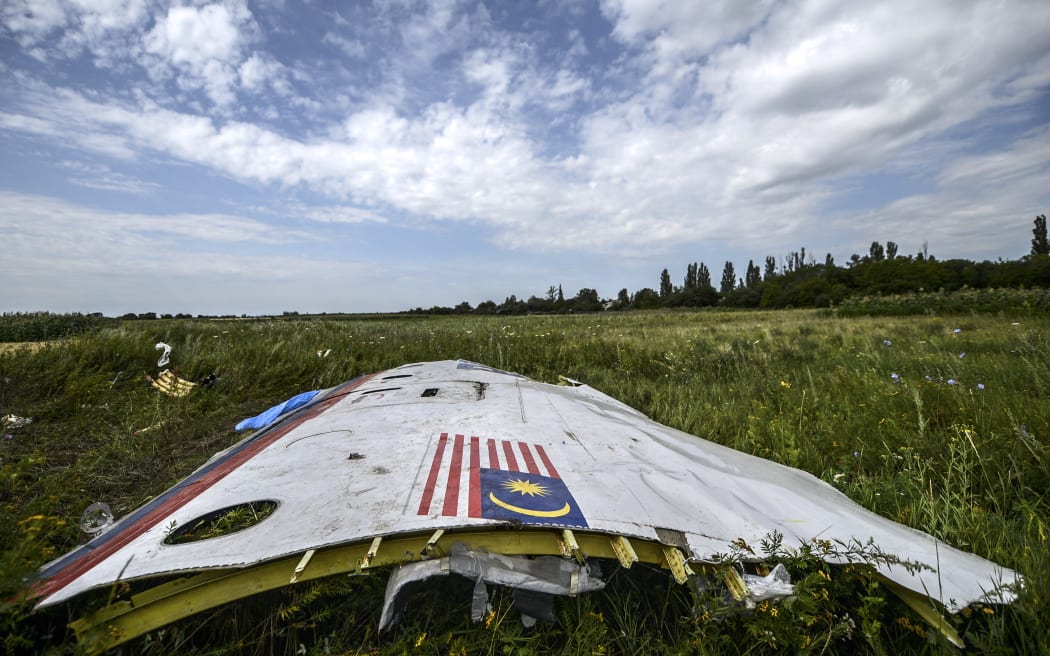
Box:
left=1, top=310, right=1047, bottom=654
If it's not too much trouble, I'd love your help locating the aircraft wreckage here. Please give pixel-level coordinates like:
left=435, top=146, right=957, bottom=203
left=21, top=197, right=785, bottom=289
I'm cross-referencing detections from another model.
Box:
left=32, top=360, right=1018, bottom=651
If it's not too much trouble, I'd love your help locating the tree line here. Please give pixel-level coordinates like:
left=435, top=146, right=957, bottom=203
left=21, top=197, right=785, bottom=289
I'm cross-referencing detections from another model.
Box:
left=408, top=214, right=1050, bottom=315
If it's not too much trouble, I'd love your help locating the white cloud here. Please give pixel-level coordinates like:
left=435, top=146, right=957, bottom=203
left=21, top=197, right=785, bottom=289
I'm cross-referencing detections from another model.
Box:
left=937, top=128, right=1050, bottom=188
left=388, top=0, right=491, bottom=71
left=0, top=191, right=299, bottom=250
left=0, top=191, right=383, bottom=314
left=463, top=48, right=514, bottom=97
left=322, top=32, right=365, bottom=59
left=600, top=0, right=775, bottom=60
left=238, top=53, right=292, bottom=97
left=1, top=0, right=1047, bottom=267
left=141, top=1, right=256, bottom=106
left=1, top=0, right=152, bottom=64
left=588, top=0, right=1050, bottom=204
left=290, top=204, right=389, bottom=225
left=0, top=0, right=69, bottom=47
left=839, top=128, right=1050, bottom=260
left=143, top=3, right=248, bottom=66
left=59, top=160, right=162, bottom=194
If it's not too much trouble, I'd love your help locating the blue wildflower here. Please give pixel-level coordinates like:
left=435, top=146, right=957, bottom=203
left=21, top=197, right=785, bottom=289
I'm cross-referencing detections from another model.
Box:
left=959, top=352, right=966, bottom=359
left=953, top=328, right=961, bottom=334
left=891, top=373, right=900, bottom=383
left=883, top=339, right=892, bottom=346
left=947, top=379, right=956, bottom=385
left=977, top=383, right=985, bottom=390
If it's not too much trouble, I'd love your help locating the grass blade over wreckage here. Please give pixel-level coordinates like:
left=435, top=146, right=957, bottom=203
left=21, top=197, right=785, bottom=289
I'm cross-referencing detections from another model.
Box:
left=29, top=360, right=1019, bottom=653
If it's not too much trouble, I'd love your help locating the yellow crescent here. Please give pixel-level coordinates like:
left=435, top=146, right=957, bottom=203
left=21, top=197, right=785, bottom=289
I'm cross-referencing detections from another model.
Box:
left=488, top=492, right=571, bottom=518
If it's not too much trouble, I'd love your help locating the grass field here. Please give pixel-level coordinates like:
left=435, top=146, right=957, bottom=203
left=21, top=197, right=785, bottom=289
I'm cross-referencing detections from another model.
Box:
left=1, top=308, right=1047, bottom=654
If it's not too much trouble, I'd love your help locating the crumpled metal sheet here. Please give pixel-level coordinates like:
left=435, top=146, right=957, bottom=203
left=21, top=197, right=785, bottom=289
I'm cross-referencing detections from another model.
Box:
left=379, top=543, right=605, bottom=630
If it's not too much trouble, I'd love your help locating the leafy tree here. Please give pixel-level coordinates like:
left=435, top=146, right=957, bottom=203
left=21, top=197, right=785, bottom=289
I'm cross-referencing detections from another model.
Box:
left=720, top=261, right=736, bottom=295
left=886, top=241, right=898, bottom=260
left=1032, top=214, right=1049, bottom=256
left=526, top=296, right=551, bottom=313
left=659, top=269, right=673, bottom=298
left=617, top=288, right=630, bottom=307
left=764, top=256, right=776, bottom=279
left=869, top=241, right=885, bottom=262
left=572, top=288, right=601, bottom=312
left=499, top=295, right=525, bottom=314
left=631, top=287, right=661, bottom=309
left=679, top=285, right=720, bottom=307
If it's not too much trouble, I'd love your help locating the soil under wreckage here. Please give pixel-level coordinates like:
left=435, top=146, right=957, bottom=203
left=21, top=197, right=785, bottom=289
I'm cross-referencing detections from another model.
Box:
left=31, top=360, right=1019, bottom=651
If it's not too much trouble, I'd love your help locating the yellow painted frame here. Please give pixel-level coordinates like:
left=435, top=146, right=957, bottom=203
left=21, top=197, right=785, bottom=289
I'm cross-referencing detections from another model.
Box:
left=68, top=527, right=960, bottom=653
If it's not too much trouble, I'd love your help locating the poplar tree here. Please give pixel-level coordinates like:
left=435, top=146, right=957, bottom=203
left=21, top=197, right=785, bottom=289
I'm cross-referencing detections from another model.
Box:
left=659, top=269, right=673, bottom=298
left=720, top=261, right=736, bottom=295
left=698, top=263, right=712, bottom=288
left=1032, top=214, right=1049, bottom=256
left=745, top=260, right=761, bottom=287
left=684, top=262, right=698, bottom=289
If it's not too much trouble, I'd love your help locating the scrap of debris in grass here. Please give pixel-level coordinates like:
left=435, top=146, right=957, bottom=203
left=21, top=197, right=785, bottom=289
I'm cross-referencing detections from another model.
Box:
left=143, top=371, right=217, bottom=397
left=155, top=342, right=172, bottom=367
left=3, top=414, right=33, bottom=429
left=146, top=370, right=197, bottom=397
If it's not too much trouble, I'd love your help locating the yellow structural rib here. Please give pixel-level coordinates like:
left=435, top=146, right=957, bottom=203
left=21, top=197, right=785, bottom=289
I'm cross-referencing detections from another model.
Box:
left=70, top=529, right=663, bottom=654
left=68, top=528, right=963, bottom=654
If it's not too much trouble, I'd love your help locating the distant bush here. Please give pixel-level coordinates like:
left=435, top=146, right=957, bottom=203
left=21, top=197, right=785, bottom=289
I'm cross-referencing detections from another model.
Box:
left=0, top=312, right=113, bottom=342
left=832, top=287, right=1050, bottom=316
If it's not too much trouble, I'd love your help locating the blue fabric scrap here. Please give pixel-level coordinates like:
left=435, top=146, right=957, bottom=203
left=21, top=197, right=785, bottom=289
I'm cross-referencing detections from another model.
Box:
left=235, top=390, right=320, bottom=432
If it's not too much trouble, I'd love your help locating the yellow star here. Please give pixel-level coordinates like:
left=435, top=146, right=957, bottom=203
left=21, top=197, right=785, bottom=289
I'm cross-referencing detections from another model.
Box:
left=503, top=478, right=548, bottom=497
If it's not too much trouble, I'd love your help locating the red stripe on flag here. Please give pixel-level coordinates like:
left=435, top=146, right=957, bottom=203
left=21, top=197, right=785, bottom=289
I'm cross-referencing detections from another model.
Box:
left=442, top=434, right=465, bottom=516
left=535, top=444, right=559, bottom=479
left=502, top=440, right=519, bottom=472
left=518, top=442, right=540, bottom=475
left=468, top=436, right=481, bottom=518
left=487, top=438, right=500, bottom=470
left=417, top=432, right=448, bottom=515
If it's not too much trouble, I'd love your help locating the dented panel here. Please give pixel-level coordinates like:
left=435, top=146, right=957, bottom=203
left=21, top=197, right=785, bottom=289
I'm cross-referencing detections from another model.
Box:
left=33, top=360, right=1019, bottom=646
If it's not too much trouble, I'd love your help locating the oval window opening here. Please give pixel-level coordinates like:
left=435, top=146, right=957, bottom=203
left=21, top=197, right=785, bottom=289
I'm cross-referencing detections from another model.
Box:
left=164, top=500, right=278, bottom=545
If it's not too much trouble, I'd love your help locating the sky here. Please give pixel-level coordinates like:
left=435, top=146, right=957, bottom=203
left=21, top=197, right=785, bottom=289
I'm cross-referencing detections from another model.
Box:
left=1, top=0, right=1048, bottom=316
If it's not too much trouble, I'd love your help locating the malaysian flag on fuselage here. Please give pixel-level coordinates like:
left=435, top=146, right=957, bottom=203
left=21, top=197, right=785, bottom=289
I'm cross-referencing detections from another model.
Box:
left=416, top=433, right=588, bottom=528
